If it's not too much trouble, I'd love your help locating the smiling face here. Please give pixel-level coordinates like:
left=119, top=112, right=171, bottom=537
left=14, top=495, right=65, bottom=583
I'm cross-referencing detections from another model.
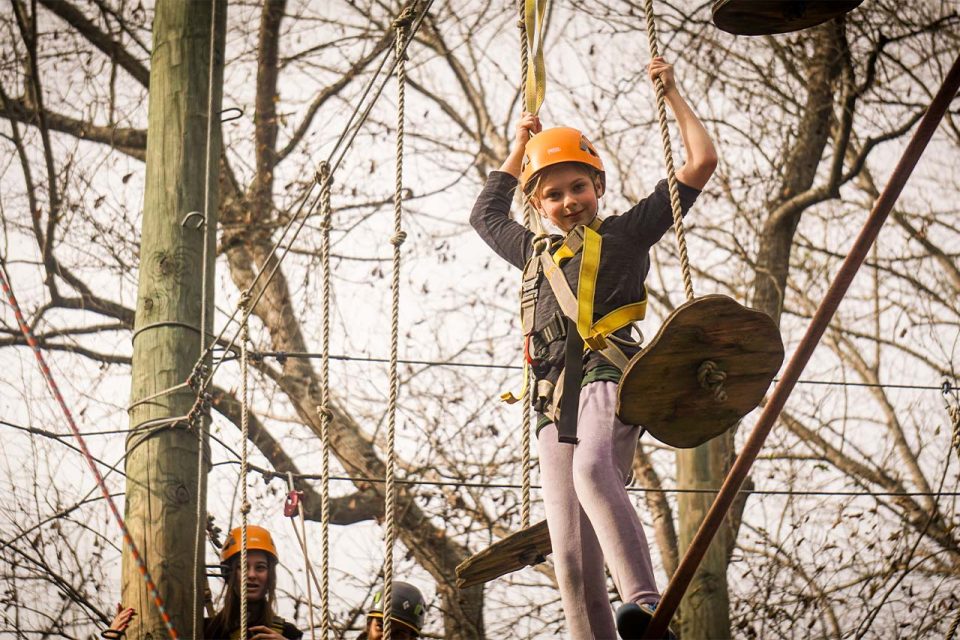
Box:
left=243, top=550, right=271, bottom=601
left=531, top=162, right=603, bottom=233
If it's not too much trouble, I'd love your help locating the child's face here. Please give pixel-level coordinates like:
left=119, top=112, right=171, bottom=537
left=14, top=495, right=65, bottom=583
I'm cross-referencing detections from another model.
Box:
left=242, top=550, right=271, bottom=601
left=532, top=163, right=602, bottom=233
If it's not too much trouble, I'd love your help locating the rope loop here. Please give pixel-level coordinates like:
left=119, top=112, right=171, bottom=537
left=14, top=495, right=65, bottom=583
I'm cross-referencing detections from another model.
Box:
left=390, top=230, right=408, bottom=247
left=697, top=360, right=728, bottom=402
left=316, top=405, right=334, bottom=421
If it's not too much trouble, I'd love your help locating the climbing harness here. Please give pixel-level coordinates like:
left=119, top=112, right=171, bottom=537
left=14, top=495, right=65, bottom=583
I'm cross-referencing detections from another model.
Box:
left=0, top=265, right=181, bottom=640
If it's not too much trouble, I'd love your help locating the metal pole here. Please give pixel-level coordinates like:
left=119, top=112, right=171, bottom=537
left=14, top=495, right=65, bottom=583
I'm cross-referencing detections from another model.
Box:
left=645, top=52, right=960, bottom=639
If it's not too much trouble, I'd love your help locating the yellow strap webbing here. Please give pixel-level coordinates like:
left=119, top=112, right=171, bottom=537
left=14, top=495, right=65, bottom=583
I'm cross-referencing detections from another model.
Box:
left=553, top=224, right=646, bottom=351
left=524, top=0, right=549, bottom=114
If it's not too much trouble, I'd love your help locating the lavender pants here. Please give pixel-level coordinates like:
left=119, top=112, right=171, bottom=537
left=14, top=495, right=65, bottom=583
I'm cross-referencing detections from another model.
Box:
left=538, top=381, right=659, bottom=639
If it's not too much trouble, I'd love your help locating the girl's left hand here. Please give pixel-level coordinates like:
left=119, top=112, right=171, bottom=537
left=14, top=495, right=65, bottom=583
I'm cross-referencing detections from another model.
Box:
left=248, top=625, right=285, bottom=639
left=648, top=56, right=676, bottom=94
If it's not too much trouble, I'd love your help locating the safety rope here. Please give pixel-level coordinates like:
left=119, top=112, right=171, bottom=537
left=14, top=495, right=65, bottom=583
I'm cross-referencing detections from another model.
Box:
left=642, top=0, right=694, bottom=301
left=946, top=396, right=960, bottom=640
left=516, top=0, right=533, bottom=532
left=0, top=266, right=180, bottom=639
left=383, top=6, right=413, bottom=638
left=239, top=298, right=252, bottom=640
left=193, top=1, right=220, bottom=633
left=316, top=160, right=333, bottom=639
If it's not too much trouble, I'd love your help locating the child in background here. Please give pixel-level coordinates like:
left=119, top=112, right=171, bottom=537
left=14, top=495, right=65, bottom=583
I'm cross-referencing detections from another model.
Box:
left=470, top=57, right=717, bottom=639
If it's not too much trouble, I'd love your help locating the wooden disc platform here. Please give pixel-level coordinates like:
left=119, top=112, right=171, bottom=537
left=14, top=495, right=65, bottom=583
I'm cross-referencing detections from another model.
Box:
left=456, top=520, right=551, bottom=589
left=617, top=295, right=784, bottom=449
left=712, top=0, right=863, bottom=36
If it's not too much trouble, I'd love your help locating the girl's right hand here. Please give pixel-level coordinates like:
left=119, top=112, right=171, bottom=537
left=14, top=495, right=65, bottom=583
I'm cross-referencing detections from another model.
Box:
left=516, top=111, right=542, bottom=150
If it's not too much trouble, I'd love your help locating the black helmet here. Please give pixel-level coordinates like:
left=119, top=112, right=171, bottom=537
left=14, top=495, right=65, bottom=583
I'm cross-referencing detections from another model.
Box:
left=367, top=581, right=426, bottom=635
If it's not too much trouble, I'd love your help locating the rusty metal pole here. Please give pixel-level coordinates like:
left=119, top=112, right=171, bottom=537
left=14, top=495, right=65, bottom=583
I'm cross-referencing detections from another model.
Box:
left=645, top=51, right=960, bottom=639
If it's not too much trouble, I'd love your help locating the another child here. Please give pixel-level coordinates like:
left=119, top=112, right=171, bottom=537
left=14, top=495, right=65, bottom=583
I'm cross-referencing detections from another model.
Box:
left=357, top=581, right=426, bottom=640
left=469, top=57, right=717, bottom=639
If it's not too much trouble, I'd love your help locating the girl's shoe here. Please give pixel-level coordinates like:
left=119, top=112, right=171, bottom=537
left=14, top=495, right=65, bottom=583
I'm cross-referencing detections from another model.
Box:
left=615, top=601, right=678, bottom=640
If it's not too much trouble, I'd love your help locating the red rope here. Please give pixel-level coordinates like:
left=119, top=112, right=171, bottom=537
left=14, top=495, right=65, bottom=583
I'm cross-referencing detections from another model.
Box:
left=0, top=267, right=180, bottom=640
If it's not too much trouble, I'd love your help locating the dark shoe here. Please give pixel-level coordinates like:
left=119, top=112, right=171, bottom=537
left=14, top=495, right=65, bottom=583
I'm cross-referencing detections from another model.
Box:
left=616, top=601, right=678, bottom=640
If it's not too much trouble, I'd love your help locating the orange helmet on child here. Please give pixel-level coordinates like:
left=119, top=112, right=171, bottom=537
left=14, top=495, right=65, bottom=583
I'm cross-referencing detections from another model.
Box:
left=519, top=126, right=605, bottom=191
left=220, top=525, right=278, bottom=576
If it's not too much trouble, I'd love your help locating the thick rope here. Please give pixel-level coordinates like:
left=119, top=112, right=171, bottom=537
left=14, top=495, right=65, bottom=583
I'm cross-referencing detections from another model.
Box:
left=516, top=0, right=534, bottom=531
left=642, top=0, right=695, bottom=301
left=239, top=300, right=251, bottom=640
left=383, top=7, right=413, bottom=638
left=193, top=2, right=219, bottom=632
left=943, top=398, right=960, bottom=639
left=316, top=160, right=333, bottom=639
left=0, top=266, right=181, bottom=639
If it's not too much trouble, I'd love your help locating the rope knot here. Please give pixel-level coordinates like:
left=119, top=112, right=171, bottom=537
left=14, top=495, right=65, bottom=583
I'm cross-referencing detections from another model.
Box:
left=390, top=231, right=407, bottom=247
left=393, top=4, right=416, bottom=29
left=697, top=360, right=728, bottom=402
left=315, top=161, right=332, bottom=187
left=240, top=502, right=251, bottom=515
left=239, top=289, right=253, bottom=309
left=316, top=405, right=334, bottom=421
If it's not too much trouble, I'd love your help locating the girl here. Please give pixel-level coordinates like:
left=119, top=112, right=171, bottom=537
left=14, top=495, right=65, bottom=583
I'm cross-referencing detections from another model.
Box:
left=104, top=525, right=302, bottom=640
left=469, top=57, right=716, bottom=639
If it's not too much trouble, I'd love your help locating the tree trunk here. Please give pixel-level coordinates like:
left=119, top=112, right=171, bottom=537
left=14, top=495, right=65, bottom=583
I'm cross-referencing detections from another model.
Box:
left=122, top=1, right=226, bottom=637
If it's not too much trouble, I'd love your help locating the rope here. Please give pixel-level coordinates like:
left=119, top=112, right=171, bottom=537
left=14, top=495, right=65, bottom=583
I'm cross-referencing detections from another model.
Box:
left=945, top=398, right=960, bottom=640
left=287, top=472, right=317, bottom=640
left=239, top=299, right=252, bottom=640
left=642, top=0, right=694, bottom=301
left=697, top=360, right=728, bottom=402
left=0, top=266, right=180, bottom=639
left=382, top=8, right=413, bottom=637
left=316, top=160, right=333, bottom=639
left=193, top=2, right=220, bottom=631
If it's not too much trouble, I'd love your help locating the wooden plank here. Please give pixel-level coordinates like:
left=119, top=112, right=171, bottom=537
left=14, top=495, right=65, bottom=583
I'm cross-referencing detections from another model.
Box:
left=456, top=520, right=552, bottom=589
left=712, top=0, right=863, bottom=36
left=618, top=295, right=784, bottom=449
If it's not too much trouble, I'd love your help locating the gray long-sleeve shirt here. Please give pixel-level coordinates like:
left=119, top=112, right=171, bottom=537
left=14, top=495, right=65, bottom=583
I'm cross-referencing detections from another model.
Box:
left=470, top=170, right=700, bottom=385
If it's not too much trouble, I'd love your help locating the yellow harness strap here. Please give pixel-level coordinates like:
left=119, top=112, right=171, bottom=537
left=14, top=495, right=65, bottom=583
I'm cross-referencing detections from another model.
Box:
left=524, top=0, right=549, bottom=114
left=553, top=222, right=647, bottom=352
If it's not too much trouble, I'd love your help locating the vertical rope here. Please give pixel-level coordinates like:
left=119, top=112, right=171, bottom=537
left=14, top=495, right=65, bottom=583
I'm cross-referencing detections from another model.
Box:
left=946, top=397, right=960, bottom=640
left=0, top=266, right=180, bottom=639
left=383, top=8, right=413, bottom=638
left=239, top=298, right=251, bottom=640
left=641, top=0, right=695, bottom=301
left=516, top=0, right=533, bottom=532
left=193, top=2, right=219, bottom=633
left=316, top=160, right=333, bottom=639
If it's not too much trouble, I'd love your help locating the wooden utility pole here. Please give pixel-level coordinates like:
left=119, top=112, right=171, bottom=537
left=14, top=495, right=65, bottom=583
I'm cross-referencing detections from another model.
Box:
left=123, top=1, right=226, bottom=636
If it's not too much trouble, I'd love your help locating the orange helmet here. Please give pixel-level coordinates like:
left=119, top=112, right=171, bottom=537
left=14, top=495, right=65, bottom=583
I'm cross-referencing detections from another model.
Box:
left=519, top=126, right=605, bottom=191
left=220, top=525, right=278, bottom=569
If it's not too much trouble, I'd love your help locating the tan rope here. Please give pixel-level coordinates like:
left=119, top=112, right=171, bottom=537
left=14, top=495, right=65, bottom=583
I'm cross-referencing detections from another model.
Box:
left=642, top=0, right=694, bottom=301
left=383, top=7, right=414, bottom=638
left=946, top=401, right=960, bottom=640
left=239, top=295, right=252, bottom=640
left=316, top=160, right=333, bottom=639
